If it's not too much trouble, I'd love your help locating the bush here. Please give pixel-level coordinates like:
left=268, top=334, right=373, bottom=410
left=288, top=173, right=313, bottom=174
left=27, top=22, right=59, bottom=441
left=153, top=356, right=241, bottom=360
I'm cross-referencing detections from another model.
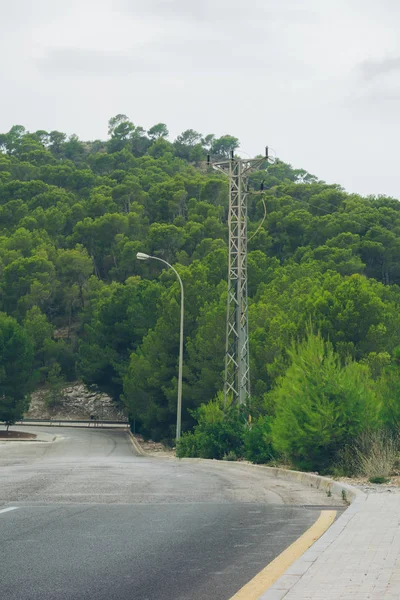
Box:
left=271, top=332, right=380, bottom=472
left=223, top=450, right=238, bottom=461
left=176, top=431, right=198, bottom=458
left=244, top=416, right=275, bottom=464
left=369, top=476, right=389, bottom=484
left=176, top=394, right=246, bottom=460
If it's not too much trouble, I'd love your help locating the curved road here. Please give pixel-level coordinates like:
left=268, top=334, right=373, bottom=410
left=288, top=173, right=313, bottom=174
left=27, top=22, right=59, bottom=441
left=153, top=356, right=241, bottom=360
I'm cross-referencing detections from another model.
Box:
left=0, top=427, right=340, bottom=600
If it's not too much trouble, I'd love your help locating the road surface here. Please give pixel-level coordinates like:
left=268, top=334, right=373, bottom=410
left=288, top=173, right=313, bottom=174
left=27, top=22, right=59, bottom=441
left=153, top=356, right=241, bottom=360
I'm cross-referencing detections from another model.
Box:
left=0, top=426, right=341, bottom=600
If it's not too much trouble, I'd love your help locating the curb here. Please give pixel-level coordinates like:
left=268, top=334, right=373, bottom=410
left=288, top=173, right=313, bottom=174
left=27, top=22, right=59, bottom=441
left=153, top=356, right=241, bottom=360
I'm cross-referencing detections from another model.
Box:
left=0, top=432, right=57, bottom=444
left=253, top=466, right=365, bottom=599
left=0, top=439, right=41, bottom=442
left=230, top=510, right=337, bottom=600
left=176, top=459, right=365, bottom=599
left=125, top=446, right=364, bottom=597
left=127, top=431, right=147, bottom=456
left=255, top=464, right=363, bottom=505
left=179, top=457, right=363, bottom=505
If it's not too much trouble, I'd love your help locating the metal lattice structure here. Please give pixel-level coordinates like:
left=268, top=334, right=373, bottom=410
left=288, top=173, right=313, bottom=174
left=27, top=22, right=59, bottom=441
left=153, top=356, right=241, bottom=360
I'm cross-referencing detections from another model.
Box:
left=212, top=152, right=268, bottom=406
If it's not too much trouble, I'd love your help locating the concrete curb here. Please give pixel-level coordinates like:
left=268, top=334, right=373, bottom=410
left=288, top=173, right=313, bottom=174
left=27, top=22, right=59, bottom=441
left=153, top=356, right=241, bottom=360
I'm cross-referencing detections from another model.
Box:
left=253, top=467, right=365, bottom=599
left=0, top=431, right=57, bottom=444
left=0, top=438, right=39, bottom=442
left=254, top=464, right=363, bottom=505
left=128, top=442, right=364, bottom=598
left=127, top=431, right=147, bottom=456
left=176, top=459, right=365, bottom=599
left=179, top=457, right=363, bottom=504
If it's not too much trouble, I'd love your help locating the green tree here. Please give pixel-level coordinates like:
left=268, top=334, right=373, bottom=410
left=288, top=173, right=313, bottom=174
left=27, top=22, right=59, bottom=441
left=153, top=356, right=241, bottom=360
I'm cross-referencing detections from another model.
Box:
left=211, top=135, right=239, bottom=158
left=1, top=119, right=400, bottom=445
left=56, top=245, right=94, bottom=324
left=378, top=346, right=400, bottom=431
left=271, top=332, right=380, bottom=471
left=79, top=278, right=162, bottom=399
left=23, top=306, right=54, bottom=381
left=0, top=313, right=34, bottom=429
left=148, top=123, right=169, bottom=140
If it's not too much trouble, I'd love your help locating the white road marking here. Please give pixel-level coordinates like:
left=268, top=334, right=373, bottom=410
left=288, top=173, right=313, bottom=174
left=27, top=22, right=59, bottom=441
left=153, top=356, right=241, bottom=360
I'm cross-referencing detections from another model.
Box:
left=0, top=507, right=19, bottom=515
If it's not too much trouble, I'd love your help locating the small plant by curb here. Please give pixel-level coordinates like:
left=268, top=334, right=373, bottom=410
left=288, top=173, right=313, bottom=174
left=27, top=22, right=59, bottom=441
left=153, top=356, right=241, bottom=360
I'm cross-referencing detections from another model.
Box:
left=368, top=476, right=390, bottom=484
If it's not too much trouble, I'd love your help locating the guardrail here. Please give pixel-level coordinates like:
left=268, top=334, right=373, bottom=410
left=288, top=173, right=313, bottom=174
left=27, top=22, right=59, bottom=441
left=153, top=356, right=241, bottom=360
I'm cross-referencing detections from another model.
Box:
left=1, top=418, right=130, bottom=429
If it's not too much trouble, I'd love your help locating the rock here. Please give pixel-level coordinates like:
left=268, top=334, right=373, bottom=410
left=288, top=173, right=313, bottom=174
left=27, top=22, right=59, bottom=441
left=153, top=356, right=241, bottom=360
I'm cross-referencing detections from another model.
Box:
left=26, top=382, right=127, bottom=421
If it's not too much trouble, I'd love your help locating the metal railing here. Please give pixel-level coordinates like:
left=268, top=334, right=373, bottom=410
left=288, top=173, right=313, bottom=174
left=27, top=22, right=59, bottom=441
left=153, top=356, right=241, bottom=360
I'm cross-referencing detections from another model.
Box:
left=1, top=418, right=130, bottom=429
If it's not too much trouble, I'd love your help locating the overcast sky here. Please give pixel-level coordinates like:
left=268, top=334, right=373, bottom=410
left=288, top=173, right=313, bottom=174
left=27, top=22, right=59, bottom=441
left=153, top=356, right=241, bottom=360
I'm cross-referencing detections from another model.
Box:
left=1, top=0, right=399, bottom=197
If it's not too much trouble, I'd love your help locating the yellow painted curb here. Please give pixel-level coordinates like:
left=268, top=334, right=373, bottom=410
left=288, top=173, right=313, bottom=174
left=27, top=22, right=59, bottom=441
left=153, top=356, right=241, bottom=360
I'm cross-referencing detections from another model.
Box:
left=127, top=431, right=147, bottom=456
left=229, top=509, right=336, bottom=600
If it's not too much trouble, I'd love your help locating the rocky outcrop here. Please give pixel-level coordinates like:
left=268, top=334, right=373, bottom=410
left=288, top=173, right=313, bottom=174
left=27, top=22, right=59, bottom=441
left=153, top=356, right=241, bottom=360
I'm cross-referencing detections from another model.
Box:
left=26, top=382, right=127, bottom=421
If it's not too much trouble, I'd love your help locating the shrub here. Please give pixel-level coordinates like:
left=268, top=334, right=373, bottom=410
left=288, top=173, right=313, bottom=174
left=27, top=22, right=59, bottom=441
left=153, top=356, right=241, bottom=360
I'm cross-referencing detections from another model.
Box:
left=176, top=394, right=246, bottom=460
left=244, top=416, right=275, bottom=464
left=176, top=431, right=198, bottom=458
left=369, top=476, right=389, bottom=484
left=223, top=450, right=238, bottom=461
left=271, top=332, right=380, bottom=472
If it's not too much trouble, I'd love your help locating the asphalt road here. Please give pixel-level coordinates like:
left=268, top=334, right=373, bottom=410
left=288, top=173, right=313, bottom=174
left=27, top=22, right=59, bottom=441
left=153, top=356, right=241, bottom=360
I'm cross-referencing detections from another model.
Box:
left=0, top=426, right=341, bottom=600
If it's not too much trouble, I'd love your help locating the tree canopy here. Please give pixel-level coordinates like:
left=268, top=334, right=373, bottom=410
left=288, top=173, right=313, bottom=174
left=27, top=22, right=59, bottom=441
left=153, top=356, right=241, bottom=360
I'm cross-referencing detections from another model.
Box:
left=1, top=116, right=400, bottom=446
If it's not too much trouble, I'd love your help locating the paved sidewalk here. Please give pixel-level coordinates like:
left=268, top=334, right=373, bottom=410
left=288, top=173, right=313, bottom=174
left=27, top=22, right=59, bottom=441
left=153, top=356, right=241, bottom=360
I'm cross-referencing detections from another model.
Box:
left=260, top=489, right=400, bottom=599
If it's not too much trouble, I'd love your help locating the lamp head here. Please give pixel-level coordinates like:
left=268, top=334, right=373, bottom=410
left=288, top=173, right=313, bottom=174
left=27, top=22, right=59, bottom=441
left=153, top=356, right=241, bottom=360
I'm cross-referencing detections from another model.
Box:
left=136, top=252, right=150, bottom=261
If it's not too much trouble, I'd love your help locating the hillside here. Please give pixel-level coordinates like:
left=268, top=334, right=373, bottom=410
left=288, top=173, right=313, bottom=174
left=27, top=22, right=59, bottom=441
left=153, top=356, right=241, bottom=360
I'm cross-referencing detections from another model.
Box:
left=0, top=115, right=400, bottom=442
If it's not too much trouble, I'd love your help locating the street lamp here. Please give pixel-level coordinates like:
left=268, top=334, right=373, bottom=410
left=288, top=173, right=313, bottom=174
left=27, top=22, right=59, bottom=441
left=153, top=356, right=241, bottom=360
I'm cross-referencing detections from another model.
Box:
left=137, top=252, right=184, bottom=441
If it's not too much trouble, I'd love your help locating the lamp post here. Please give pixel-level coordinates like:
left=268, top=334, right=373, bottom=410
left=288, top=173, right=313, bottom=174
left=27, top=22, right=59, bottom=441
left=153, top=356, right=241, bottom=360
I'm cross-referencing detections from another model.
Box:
left=136, top=252, right=184, bottom=441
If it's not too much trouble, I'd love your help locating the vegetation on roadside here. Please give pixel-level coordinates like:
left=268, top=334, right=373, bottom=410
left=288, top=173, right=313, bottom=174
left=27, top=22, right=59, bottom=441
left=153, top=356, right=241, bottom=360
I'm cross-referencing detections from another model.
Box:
left=177, top=332, right=400, bottom=476
left=0, top=116, right=400, bottom=474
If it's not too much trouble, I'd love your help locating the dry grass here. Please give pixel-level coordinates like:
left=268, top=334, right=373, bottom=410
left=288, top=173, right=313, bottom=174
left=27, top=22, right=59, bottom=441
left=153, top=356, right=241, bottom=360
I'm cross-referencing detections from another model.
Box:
left=354, top=430, right=399, bottom=479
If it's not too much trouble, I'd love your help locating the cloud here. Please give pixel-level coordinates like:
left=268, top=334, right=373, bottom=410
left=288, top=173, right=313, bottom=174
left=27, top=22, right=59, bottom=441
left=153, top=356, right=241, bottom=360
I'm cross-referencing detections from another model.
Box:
left=36, top=48, right=150, bottom=76
left=34, top=0, right=314, bottom=79
left=35, top=35, right=293, bottom=77
left=117, top=0, right=316, bottom=26
left=118, top=0, right=263, bottom=22
left=359, top=56, right=400, bottom=81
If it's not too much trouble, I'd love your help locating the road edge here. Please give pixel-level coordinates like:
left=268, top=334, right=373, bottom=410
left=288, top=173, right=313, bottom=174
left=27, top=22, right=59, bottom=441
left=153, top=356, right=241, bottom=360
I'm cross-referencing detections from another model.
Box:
left=178, top=457, right=363, bottom=504
left=130, top=439, right=365, bottom=598
left=127, top=431, right=147, bottom=456
left=176, top=459, right=365, bottom=599
left=252, top=466, right=365, bottom=599
left=230, top=509, right=337, bottom=600
left=0, top=430, right=57, bottom=443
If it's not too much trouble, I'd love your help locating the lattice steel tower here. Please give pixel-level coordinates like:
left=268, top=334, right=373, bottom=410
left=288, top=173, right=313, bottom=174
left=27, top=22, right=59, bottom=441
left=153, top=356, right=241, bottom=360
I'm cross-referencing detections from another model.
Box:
left=211, top=149, right=270, bottom=406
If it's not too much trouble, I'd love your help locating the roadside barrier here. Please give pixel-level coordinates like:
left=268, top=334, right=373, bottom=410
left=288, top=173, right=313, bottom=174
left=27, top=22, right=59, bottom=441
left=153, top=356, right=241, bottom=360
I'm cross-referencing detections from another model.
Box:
left=1, top=418, right=129, bottom=429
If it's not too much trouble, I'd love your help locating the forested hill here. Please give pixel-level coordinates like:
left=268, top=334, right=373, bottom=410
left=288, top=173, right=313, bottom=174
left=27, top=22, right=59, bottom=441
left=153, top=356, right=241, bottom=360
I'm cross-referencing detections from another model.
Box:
left=1, top=116, right=400, bottom=441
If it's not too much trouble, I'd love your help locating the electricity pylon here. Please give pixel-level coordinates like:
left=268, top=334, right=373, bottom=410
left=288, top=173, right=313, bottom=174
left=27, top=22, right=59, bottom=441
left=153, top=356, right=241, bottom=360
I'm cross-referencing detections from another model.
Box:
left=210, top=149, right=270, bottom=406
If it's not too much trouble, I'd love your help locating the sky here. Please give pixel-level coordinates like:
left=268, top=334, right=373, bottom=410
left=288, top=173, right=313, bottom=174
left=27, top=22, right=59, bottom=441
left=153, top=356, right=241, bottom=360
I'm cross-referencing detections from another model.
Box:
left=1, top=0, right=400, bottom=197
